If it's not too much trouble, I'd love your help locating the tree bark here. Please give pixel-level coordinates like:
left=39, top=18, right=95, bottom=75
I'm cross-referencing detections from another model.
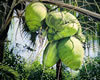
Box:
left=0, top=0, right=14, bottom=63
left=0, top=0, right=25, bottom=63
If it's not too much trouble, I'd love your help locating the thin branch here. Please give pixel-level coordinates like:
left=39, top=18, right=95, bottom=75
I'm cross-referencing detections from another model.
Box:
left=5, top=0, right=17, bottom=23
left=41, top=0, right=100, bottom=21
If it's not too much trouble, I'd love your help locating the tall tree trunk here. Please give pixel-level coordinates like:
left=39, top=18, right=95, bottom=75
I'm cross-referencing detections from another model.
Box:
left=56, top=59, right=62, bottom=80
left=0, top=0, right=25, bottom=63
left=0, top=0, right=13, bottom=63
left=0, top=26, right=10, bottom=63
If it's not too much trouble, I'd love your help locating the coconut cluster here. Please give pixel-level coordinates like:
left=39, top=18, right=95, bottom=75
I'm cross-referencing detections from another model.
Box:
left=46, top=11, right=85, bottom=42
left=25, top=2, right=85, bottom=70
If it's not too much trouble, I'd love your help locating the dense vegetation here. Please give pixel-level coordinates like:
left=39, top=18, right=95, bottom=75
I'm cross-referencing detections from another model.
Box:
left=0, top=47, right=100, bottom=80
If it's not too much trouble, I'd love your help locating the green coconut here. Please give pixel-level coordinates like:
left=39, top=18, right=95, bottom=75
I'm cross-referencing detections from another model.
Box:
left=63, top=11, right=82, bottom=34
left=46, top=11, right=80, bottom=31
left=58, top=37, right=84, bottom=70
left=53, top=23, right=79, bottom=40
left=47, top=23, right=79, bottom=41
left=46, top=11, right=65, bottom=31
left=63, top=12, right=86, bottom=42
left=25, top=2, right=47, bottom=32
left=63, top=12, right=86, bottom=40
left=43, top=41, right=59, bottom=67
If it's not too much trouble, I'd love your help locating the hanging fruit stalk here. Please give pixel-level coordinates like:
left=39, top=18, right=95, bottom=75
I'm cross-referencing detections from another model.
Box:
left=56, top=59, right=62, bottom=80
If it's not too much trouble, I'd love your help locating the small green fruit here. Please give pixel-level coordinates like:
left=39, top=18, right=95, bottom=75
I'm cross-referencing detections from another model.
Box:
left=43, top=41, right=59, bottom=67
left=58, top=37, right=84, bottom=70
left=25, top=2, right=47, bottom=32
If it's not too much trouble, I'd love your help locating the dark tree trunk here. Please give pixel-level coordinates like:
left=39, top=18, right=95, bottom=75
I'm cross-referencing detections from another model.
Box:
left=0, top=1, right=25, bottom=80
left=0, top=0, right=13, bottom=63
left=0, top=25, right=10, bottom=63
left=0, top=0, right=25, bottom=63
left=0, top=42, right=4, bottom=63
left=56, top=59, right=62, bottom=80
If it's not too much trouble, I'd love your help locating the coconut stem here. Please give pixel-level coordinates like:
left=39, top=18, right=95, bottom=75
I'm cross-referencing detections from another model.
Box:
left=56, top=59, right=62, bottom=80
